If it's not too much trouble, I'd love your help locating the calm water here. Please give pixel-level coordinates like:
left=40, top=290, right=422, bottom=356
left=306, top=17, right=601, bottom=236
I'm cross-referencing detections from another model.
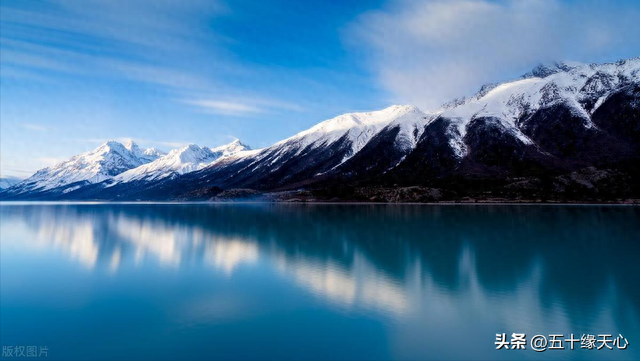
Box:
left=1, top=203, right=638, bottom=360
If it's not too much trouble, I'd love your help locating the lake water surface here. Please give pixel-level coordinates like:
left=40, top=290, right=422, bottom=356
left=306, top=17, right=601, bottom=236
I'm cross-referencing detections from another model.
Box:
left=1, top=203, right=639, bottom=360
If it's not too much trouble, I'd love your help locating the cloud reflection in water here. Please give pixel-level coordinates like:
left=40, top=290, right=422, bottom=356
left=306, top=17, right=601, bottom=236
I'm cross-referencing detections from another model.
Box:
left=1, top=203, right=639, bottom=360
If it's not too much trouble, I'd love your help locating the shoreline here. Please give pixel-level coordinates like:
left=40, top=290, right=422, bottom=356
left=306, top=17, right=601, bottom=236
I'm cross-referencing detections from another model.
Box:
left=1, top=200, right=639, bottom=206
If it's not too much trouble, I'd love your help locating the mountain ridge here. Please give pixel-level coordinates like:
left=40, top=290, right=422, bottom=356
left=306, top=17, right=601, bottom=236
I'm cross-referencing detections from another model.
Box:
left=110, top=140, right=250, bottom=184
left=3, top=57, right=639, bottom=202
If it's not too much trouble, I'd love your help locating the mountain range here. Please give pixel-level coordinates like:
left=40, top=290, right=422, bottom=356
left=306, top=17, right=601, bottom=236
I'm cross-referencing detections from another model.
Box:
left=2, top=58, right=639, bottom=202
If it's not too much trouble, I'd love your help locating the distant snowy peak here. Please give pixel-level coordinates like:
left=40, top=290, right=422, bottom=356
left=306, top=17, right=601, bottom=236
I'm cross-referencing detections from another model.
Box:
left=5, top=57, right=638, bottom=201
left=522, top=61, right=583, bottom=79
left=114, top=144, right=216, bottom=183
left=9, top=140, right=162, bottom=193
left=114, top=140, right=250, bottom=183
left=211, top=139, right=250, bottom=158
left=124, top=140, right=165, bottom=163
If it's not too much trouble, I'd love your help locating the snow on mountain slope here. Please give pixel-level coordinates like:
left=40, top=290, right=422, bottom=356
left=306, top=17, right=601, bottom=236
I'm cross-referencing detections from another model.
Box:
left=276, top=105, right=427, bottom=155
left=225, top=105, right=431, bottom=172
left=210, top=59, right=639, bottom=173
left=385, top=107, right=438, bottom=151
left=179, top=57, right=639, bottom=188
left=155, top=105, right=431, bottom=192
left=437, top=57, right=640, bottom=157
left=113, top=140, right=250, bottom=183
left=211, top=139, right=251, bottom=157
left=124, top=140, right=165, bottom=163
left=5, top=57, right=639, bottom=201
left=9, top=141, right=164, bottom=193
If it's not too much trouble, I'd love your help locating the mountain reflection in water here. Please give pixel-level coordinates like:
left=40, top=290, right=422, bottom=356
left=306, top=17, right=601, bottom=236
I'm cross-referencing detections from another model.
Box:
left=1, top=204, right=638, bottom=360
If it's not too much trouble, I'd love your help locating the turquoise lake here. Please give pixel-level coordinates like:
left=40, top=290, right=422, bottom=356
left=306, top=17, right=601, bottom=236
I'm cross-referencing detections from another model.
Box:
left=1, top=203, right=638, bottom=360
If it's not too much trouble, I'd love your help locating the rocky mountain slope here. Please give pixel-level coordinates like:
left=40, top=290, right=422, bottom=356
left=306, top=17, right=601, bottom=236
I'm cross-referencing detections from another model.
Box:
left=109, top=140, right=249, bottom=184
left=3, top=57, right=639, bottom=202
left=2, top=141, right=164, bottom=197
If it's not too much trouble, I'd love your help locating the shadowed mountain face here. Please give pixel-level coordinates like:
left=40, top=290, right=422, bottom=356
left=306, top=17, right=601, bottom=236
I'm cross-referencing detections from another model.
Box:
left=592, top=84, right=640, bottom=147
left=386, top=116, right=462, bottom=183
left=2, top=59, right=639, bottom=202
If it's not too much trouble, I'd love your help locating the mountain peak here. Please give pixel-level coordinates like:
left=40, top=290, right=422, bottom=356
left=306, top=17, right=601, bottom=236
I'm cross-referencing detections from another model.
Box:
left=6, top=57, right=639, bottom=201
left=380, top=104, right=420, bottom=113
left=167, top=144, right=214, bottom=163
left=523, top=61, right=583, bottom=79
left=182, top=143, right=203, bottom=151
left=123, top=140, right=139, bottom=152
left=7, top=140, right=164, bottom=193
left=102, top=140, right=125, bottom=148
left=211, top=139, right=251, bottom=157
left=113, top=143, right=239, bottom=184
left=268, top=104, right=429, bottom=163
left=96, top=141, right=132, bottom=156
left=227, top=139, right=248, bottom=147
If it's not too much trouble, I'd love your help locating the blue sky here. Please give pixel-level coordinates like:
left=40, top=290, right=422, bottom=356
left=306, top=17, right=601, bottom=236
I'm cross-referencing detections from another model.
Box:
left=1, top=0, right=639, bottom=177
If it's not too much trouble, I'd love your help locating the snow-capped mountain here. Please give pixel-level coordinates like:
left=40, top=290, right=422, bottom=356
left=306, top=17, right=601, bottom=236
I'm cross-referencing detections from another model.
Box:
left=433, top=58, right=640, bottom=158
left=3, top=141, right=165, bottom=196
left=51, top=106, right=431, bottom=199
left=153, top=57, right=640, bottom=198
left=124, top=140, right=165, bottom=163
left=387, top=57, right=640, bottom=185
left=112, top=140, right=249, bottom=184
left=3, top=57, right=639, bottom=201
left=211, top=139, right=251, bottom=158
left=272, top=104, right=428, bottom=158
left=173, top=105, right=432, bottom=191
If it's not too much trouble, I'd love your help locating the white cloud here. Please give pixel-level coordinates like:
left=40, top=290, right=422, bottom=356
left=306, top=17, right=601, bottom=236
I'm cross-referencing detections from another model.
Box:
left=181, top=97, right=306, bottom=116
left=350, top=0, right=640, bottom=109
left=183, top=100, right=264, bottom=115
left=0, top=0, right=225, bottom=93
left=1, top=0, right=226, bottom=54
left=1, top=38, right=214, bottom=92
left=105, top=60, right=213, bottom=91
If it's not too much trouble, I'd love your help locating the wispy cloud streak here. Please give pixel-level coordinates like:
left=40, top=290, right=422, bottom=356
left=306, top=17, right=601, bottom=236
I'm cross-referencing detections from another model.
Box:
left=182, top=97, right=306, bottom=116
